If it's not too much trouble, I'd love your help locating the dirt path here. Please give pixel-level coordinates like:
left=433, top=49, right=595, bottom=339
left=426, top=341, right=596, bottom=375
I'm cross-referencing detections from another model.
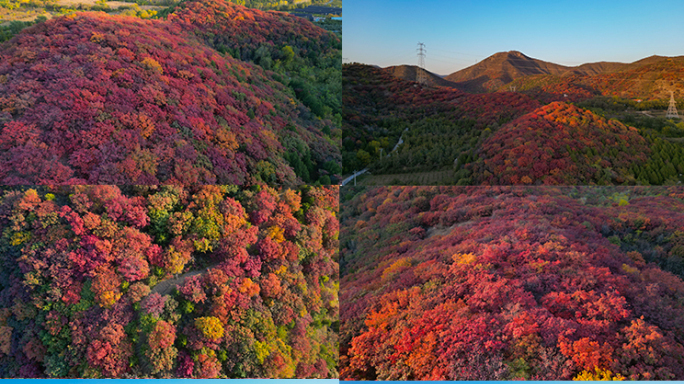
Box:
left=151, top=265, right=214, bottom=296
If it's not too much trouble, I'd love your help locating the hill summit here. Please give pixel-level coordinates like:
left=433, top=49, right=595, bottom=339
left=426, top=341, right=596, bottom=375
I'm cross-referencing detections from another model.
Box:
left=444, top=51, right=572, bottom=92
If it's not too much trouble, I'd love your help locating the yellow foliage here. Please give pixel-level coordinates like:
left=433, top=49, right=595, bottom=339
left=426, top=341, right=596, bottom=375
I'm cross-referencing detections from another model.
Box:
left=99, top=290, right=122, bottom=309
left=90, top=32, right=104, bottom=43
left=521, top=175, right=533, bottom=184
left=223, top=212, right=246, bottom=234
left=166, top=248, right=186, bottom=275
left=282, top=189, right=301, bottom=213
left=0, top=326, right=11, bottom=355
left=138, top=114, right=155, bottom=139
left=621, top=263, right=639, bottom=275
left=626, top=251, right=645, bottom=263
left=10, top=232, right=30, bottom=246
left=141, top=57, right=163, bottom=74
left=193, top=238, right=213, bottom=253
left=254, top=340, right=271, bottom=365
left=23, top=272, right=40, bottom=287
left=381, top=257, right=411, bottom=281
left=267, top=226, right=285, bottom=243
left=529, top=260, right=549, bottom=273
left=24, top=188, right=39, bottom=203
left=452, top=253, right=477, bottom=265
left=195, top=316, right=224, bottom=340
left=238, top=278, right=260, bottom=296
left=216, top=126, right=239, bottom=151
left=273, top=338, right=296, bottom=377
left=274, top=265, right=287, bottom=275
left=573, top=367, right=625, bottom=381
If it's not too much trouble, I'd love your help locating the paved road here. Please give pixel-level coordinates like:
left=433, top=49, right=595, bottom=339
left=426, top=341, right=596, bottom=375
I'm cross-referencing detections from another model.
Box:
left=340, top=128, right=409, bottom=186
left=340, top=168, right=368, bottom=186
left=391, top=128, right=409, bottom=153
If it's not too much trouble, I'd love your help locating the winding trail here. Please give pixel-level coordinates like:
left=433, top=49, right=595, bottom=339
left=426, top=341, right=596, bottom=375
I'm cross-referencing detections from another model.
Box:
left=151, top=265, right=215, bottom=296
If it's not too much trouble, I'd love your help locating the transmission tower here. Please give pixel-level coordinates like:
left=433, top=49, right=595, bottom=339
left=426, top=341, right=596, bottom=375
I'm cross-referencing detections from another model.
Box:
left=666, top=91, right=679, bottom=119
left=416, top=42, right=427, bottom=85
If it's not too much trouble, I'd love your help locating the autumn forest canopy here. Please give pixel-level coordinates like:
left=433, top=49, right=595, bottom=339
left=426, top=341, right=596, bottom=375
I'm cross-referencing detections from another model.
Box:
left=340, top=186, right=684, bottom=380
left=0, top=185, right=339, bottom=378
left=0, top=0, right=341, bottom=185
left=7, top=0, right=684, bottom=381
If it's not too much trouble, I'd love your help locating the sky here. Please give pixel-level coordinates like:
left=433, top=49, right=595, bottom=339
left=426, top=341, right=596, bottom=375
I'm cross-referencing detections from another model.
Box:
left=343, top=0, right=684, bottom=75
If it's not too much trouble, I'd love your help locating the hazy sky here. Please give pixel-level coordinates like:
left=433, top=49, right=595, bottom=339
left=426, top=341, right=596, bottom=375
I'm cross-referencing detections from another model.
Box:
left=343, top=0, right=684, bottom=75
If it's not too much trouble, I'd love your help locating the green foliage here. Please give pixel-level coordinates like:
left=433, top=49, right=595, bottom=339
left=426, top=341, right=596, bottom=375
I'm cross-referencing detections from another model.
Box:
left=0, top=20, right=35, bottom=42
left=44, top=353, right=70, bottom=377
left=506, top=357, right=531, bottom=380
left=71, top=281, right=95, bottom=313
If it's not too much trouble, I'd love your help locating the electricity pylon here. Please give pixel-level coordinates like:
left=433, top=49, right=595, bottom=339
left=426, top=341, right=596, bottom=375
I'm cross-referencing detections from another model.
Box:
left=666, top=90, right=680, bottom=119
left=416, top=42, right=427, bottom=85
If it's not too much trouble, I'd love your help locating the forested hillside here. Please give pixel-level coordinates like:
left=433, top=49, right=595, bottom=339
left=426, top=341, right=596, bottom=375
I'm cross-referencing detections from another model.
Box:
left=505, top=56, right=684, bottom=101
left=168, top=0, right=342, bottom=183
left=471, top=102, right=652, bottom=185
left=340, top=186, right=684, bottom=380
left=343, top=63, right=684, bottom=185
left=0, top=0, right=341, bottom=185
left=342, top=63, right=540, bottom=178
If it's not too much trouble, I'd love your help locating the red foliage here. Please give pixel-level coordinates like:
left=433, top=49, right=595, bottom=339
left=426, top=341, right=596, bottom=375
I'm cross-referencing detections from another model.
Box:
left=149, top=320, right=176, bottom=350
left=614, top=317, right=684, bottom=379
left=91, top=265, right=123, bottom=308
left=260, top=273, right=283, bottom=298
left=340, top=186, right=684, bottom=380
left=86, top=323, right=133, bottom=377
left=179, top=275, right=207, bottom=304
left=168, top=0, right=338, bottom=65
left=176, top=352, right=195, bottom=377
left=473, top=102, right=650, bottom=185
left=0, top=11, right=336, bottom=185
left=194, top=349, right=221, bottom=378
left=142, top=292, right=167, bottom=317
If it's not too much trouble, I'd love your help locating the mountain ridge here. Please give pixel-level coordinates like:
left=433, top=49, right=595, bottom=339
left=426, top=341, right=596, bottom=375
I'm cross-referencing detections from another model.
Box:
left=382, top=51, right=684, bottom=96
left=383, top=64, right=463, bottom=89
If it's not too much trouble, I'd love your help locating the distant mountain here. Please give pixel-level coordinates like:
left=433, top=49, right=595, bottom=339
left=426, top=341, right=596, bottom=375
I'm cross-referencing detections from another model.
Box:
left=445, top=51, right=572, bottom=92
left=444, top=51, right=684, bottom=97
left=508, top=55, right=684, bottom=100
left=383, top=65, right=464, bottom=89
